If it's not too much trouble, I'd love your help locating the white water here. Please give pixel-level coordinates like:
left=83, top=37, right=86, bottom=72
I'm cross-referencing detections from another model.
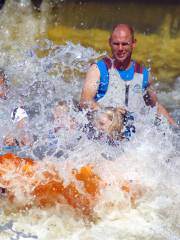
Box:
left=0, top=2, right=180, bottom=240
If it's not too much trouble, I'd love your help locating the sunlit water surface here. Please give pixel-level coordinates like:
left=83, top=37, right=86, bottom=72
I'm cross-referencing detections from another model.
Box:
left=0, top=1, right=180, bottom=240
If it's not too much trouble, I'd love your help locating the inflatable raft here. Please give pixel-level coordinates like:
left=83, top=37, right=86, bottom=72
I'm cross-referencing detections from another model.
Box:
left=0, top=153, right=141, bottom=215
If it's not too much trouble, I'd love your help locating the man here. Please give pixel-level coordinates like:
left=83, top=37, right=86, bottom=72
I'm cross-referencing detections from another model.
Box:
left=80, top=24, right=176, bottom=126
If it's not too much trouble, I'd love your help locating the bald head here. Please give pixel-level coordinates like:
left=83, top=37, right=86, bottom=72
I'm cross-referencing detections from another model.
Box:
left=108, top=23, right=136, bottom=68
left=110, top=24, right=135, bottom=42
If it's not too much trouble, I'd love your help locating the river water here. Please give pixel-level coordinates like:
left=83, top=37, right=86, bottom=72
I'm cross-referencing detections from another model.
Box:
left=0, top=1, right=180, bottom=240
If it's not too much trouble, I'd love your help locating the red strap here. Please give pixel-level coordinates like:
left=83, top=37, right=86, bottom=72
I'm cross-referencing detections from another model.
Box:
left=103, top=57, right=112, bottom=70
left=134, top=62, right=143, bottom=74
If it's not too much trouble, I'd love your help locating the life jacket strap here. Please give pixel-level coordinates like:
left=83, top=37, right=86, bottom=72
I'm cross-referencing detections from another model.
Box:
left=103, top=57, right=112, bottom=69
left=134, top=62, right=143, bottom=74
left=125, top=84, right=130, bottom=107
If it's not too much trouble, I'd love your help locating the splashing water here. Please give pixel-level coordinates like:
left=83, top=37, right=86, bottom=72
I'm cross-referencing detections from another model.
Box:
left=0, top=2, right=180, bottom=240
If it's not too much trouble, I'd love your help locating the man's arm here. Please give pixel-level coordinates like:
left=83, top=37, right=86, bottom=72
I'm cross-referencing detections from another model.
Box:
left=147, top=75, right=176, bottom=126
left=80, top=64, right=101, bottom=110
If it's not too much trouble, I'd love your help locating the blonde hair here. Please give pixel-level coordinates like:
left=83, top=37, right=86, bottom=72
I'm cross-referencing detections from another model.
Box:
left=106, top=107, right=124, bottom=138
left=95, top=107, right=125, bottom=140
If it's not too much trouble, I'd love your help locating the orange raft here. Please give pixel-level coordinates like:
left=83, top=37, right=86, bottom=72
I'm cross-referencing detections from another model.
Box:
left=0, top=153, right=103, bottom=215
left=0, top=153, right=140, bottom=215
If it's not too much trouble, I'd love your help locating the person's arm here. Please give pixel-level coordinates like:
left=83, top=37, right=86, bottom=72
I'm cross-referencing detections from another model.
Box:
left=80, top=64, right=101, bottom=110
left=146, top=74, right=176, bottom=126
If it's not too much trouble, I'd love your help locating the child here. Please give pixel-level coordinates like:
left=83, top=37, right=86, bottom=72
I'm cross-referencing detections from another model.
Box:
left=94, top=107, right=125, bottom=141
left=84, top=107, right=126, bottom=144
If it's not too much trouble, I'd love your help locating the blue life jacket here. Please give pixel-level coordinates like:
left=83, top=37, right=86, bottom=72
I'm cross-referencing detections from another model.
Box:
left=94, top=57, right=149, bottom=101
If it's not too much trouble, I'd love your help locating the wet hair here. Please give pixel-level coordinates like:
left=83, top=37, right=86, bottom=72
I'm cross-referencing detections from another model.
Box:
left=95, top=107, right=125, bottom=140
left=105, top=107, right=124, bottom=136
left=110, top=23, right=135, bottom=42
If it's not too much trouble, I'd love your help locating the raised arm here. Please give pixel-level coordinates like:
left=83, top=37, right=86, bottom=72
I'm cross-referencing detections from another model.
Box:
left=147, top=74, right=176, bottom=126
left=80, top=64, right=101, bottom=110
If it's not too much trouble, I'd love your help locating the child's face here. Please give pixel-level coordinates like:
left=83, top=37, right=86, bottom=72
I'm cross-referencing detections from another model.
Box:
left=95, top=113, right=112, bottom=132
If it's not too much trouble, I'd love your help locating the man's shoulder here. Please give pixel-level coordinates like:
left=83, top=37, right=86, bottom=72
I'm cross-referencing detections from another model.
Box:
left=96, top=56, right=112, bottom=67
left=95, top=56, right=112, bottom=77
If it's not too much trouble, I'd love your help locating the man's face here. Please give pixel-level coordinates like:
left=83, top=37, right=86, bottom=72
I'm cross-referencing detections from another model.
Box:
left=109, top=27, right=136, bottom=65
